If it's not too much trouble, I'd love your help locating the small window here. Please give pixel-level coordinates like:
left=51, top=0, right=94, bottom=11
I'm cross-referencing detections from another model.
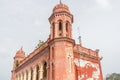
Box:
left=52, top=23, right=55, bottom=38
left=59, top=21, right=62, bottom=31
left=31, top=68, right=33, bottom=80
left=26, top=70, right=28, bottom=80
left=59, top=33, right=62, bottom=36
left=66, top=22, right=68, bottom=32
left=43, top=62, right=47, bottom=78
left=16, top=60, right=19, bottom=67
left=36, top=65, right=40, bottom=80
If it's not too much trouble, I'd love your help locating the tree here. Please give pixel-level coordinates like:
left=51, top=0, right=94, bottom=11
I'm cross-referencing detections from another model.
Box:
left=106, top=73, right=120, bottom=80
left=35, top=40, right=44, bottom=48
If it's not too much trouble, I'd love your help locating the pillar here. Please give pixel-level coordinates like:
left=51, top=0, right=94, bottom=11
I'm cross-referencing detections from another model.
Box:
left=33, top=66, right=37, bottom=80
left=28, top=70, right=31, bottom=80
left=63, top=22, right=67, bottom=37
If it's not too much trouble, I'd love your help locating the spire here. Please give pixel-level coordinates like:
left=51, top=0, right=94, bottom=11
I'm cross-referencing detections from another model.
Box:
left=60, top=0, right=62, bottom=4
left=78, top=36, right=82, bottom=45
left=77, top=27, right=82, bottom=45
left=21, top=46, right=23, bottom=50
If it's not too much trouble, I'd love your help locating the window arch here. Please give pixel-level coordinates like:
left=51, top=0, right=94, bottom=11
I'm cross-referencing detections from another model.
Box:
left=19, top=74, right=21, bottom=80
left=43, top=62, right=47, bottom=78
left=52, top=22, right=55, bottom=38
left=16, top=75, right=18, bottom=80
left=59, top=21, right=62, bottom=31
left=31, top=68, right=33, bottom=80
left=66, top=21, right=70, bottom=32
left=36, top=65, right=40, bottom=80
left=22, top=72, right=24, bottom=80
left=26, top=70, right=28, bottom=80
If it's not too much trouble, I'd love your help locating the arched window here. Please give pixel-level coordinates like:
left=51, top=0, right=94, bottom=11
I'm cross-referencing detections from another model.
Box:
left=43, top=62, right=47, bottom=78
left=22, top=72, right=24, bottom=80
left=36, top=65, right=40, bottom=80
left=16, top=75, right=18, bottom=80
left=59, top=21, right=62, bottom=31
left=31, top=68, right=33, bottom=80
left=26, top=70, right=28, bottom=80
left=52, top=62, right=54, bottom=79
left=52, top=23, right=55, bottom=38
left=52, top=47, right=54, bottom=59
left=66, top=22, right=68, bottom=32
left=19, top=74, right=21, bottom=80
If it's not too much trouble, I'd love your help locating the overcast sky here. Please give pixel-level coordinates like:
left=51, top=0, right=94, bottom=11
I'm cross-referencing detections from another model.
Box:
left=0, top=0, right=120, bottom=79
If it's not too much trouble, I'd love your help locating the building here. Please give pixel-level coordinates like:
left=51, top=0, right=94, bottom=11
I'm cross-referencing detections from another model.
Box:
left=11, top=2, right=103, bottom=80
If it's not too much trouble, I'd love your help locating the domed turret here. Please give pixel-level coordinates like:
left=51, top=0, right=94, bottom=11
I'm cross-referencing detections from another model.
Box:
left=13, top=48, right=25, bottom=68
left=15, top=48, right=25, bottom=58
left=53, top=3, right=70, bottom=13
left=49, top=2, right=73, bottom=39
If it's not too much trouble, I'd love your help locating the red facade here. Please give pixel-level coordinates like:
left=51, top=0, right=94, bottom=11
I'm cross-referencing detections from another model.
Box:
left=11, top=2, right=103, bottom=80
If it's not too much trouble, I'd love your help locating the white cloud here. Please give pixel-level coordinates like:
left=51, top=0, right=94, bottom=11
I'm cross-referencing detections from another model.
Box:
left=95, top=0, right=111, bottom=8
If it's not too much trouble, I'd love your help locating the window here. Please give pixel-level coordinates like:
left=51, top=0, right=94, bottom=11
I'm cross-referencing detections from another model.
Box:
left=66, top=22, right=68, bottom=32
left=26, top=70, right=28, bottom=80
left=31, top=68, right=33, bottom=80
left=43, top=62, right=47, bottom=78
left=22, top=73, right=24, bottom=80
left=16, top=60, right=19, bottom=67
left=52, top=23, right=55, bottom=38
left=36, top=65, right=40, bottom=80
left=59, top=21, right=62, bottom=31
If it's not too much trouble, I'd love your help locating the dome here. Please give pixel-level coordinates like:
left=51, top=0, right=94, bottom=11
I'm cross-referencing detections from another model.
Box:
left=15, top=48, right=25, bottom=58
left=53, top=3, right=70, bottom=13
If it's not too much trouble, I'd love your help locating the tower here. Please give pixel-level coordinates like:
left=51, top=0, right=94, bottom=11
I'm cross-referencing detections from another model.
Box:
left=11, top=48, right=25, bottom=80
left=48, top=2, right=76, bottom=80
left=49, top=2, right=73, bottom=39
left=11, top=2, right=103, bottom=80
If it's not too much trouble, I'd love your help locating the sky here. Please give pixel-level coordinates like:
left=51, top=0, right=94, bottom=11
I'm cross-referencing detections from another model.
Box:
left=0, top=0, right=120, bottom=79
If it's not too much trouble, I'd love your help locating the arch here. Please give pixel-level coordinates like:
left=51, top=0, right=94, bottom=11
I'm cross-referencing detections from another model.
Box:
left=40, top=61, right=47, bottom=79
left=16, top=75, right=18, bottom=80
left=26, top=70, right=28, bottom=80
left=19, top=74, right=21, bottom=80
left=52, top=62, right=55, bottom=79
left=22, top=72, right=24, bottom=80
left=58, top=20, right=63, bottom=31
left=66, top=21, right=70, bottom=32
left=30, top=68, right=33, bottom=80
left=52, top=22, right=55, bottom=38
left=43, top=62, right=47, bottom=78
left=36, top=65, right=40, bottom=80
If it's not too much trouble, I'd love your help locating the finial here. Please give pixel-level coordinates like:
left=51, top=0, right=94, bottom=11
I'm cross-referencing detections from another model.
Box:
left=78, top=36, right=82, bottom=45
left=21, top=46, right=23, bottom=50
left=60, top=0, right=62, bottom=4
left=95, top=49, right=100, bottom=53
left=77, top=27, right=82, bottom=45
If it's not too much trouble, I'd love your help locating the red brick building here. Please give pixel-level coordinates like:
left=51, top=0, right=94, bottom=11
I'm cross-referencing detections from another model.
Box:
left=11, top=2, right=103, bottom=80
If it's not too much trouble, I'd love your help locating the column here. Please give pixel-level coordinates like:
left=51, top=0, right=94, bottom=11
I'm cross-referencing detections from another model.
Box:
left=63, top=22, right=66, bottom=37
left=40, top=65, right=43, bottom=79
left=18, top=75, right=19, bottom=80
left=69, top=24, right=72, bottom=38
left=55, top=22, right=58, bottom=38
left=33, top=67, right=37, bottom=80
left=21, top=73, right=23, bottom=80
left=28, top=70, right=31, bottom=80
left=19, top=74, right=21, bottom=80
left=50, top=25, right=53, bottom=39
left=24, top=71, right=26, bottom=80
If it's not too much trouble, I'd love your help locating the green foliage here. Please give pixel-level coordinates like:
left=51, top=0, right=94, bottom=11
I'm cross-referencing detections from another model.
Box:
left=106, top=73, right=120, bottom=80
left=16, top=60, right=19, bottom=67
left=35, top=40, right=44, bottom=48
